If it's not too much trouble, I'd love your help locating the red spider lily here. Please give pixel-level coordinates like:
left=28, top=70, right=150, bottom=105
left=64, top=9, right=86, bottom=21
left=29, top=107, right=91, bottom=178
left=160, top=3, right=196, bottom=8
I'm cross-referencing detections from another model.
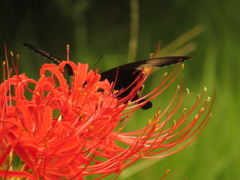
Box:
left=0, top=48, right=215, bottom=180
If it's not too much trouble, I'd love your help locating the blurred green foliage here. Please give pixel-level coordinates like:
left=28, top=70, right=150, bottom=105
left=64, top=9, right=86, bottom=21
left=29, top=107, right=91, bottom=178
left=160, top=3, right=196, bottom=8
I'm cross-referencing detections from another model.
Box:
left=1, top=0, right=239, bottom=179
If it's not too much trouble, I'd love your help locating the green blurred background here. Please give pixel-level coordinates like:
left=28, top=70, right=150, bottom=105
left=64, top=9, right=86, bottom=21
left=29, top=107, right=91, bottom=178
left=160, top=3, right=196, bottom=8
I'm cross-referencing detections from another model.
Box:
left=1, top=0, right=239, bottom=179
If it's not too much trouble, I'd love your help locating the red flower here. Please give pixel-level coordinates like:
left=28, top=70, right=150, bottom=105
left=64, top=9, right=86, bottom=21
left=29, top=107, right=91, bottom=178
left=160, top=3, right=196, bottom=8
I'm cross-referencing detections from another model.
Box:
left=0, top=49, right=215, bottom=179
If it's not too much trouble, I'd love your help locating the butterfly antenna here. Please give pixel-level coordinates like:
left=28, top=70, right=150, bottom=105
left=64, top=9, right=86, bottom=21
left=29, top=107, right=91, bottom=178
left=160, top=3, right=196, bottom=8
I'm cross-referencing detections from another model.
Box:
left=89, top=54, right=104, bottom=70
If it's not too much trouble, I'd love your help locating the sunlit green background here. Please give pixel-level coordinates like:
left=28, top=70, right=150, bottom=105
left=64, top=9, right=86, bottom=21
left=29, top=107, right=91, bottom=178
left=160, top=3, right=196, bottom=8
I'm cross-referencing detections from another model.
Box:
left=1, top=0, right=239, bottom=179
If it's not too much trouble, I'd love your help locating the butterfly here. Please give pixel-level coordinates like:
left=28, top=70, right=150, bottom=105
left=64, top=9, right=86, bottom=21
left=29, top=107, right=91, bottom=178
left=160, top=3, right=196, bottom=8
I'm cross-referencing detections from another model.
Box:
left=23, top=42, right=190, bottom=109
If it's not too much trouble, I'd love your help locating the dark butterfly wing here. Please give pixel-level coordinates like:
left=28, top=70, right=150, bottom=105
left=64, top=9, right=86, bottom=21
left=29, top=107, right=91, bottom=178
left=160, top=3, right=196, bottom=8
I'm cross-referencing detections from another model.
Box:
left=100, top=56, right=190, bottom=81
left=100, top=56, right=190, bottom=109
left=23, top=42, right=74, bottom=75
left=23, top=43, right=190, bottom=109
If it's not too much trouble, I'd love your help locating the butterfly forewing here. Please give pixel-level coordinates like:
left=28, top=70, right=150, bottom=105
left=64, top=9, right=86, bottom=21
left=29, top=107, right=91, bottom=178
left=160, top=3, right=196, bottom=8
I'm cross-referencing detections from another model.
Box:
left=107, top=56, right=190, bottom=70
left=23, top=42, right=74, bottom=75
left=100, top=56, right=190, bottom=109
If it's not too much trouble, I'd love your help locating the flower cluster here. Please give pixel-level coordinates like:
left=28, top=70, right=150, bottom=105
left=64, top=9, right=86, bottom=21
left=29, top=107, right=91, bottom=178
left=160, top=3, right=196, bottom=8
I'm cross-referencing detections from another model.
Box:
left=0, top=50, right=214, bottom=179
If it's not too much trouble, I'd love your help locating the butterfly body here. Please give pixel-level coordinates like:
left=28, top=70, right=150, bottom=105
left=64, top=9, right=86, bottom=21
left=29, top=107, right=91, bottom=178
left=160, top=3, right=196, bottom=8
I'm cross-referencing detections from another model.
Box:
left=23, top=43, right=190, bottom=109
